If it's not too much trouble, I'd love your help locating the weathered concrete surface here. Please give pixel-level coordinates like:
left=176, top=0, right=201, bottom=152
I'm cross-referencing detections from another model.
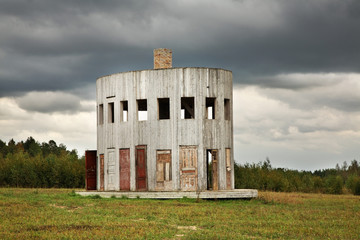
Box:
left=76, top=189, right=258, bottom=199
left=96, top=67, right=234, bottom=192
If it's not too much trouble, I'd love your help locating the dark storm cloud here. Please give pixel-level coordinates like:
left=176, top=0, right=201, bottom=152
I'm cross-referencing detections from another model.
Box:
left=0, top=0, right=359, bottom=99
left=15, top=91, right=93, bottom=114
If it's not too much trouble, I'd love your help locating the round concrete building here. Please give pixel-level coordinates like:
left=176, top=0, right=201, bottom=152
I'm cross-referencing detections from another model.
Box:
left=96, top=49, right=234, bottom=192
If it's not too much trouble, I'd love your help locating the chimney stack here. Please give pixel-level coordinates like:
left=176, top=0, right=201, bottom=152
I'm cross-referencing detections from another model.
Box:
left=154, top=48, right=172, bottom=69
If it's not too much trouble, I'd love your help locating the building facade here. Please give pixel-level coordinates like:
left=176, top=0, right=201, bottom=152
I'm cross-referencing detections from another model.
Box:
left=95, top=49, right=234, bottom=192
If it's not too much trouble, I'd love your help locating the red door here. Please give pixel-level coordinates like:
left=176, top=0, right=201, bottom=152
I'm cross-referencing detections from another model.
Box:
left=85, top=150, right=97, bottom=190
left=136, top=146, right=147, bottom=191
left=99, top=154, right=104, bottom=191
left=120, top=149, right=130, bottom=191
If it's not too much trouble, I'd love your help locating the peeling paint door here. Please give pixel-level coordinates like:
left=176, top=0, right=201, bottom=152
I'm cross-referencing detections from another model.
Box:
left=107, top=150, right=116, bottom=190
left=119, top=148, right=130, bottom=191
left=180, top=146, right=197, bottom=191
left=85, top=150, right=97, bottom=190
left=156, top=150, right=172, bottom=191
left=136, top=145, right=147, bottom=191
left=100, top=154, right=104, bottom=191
left=211, top=150, right=219, bottom=191
left=226, top=148, right=232, bottom=190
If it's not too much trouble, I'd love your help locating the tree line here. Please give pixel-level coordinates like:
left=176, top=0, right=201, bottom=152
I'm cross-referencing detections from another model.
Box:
left=0, top=137, right=84, bottom=188
left=0, top=137, right=359, bottom=195
left=234, top=158, right=360, bottom=195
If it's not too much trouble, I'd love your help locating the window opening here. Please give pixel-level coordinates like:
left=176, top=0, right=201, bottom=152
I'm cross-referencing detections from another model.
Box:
left=181, top=97, right=195, bottom=119
left=224, top=98, right=230, bottom=120
left=158, top=98, right=170, bottom=120
left=99, top=104, right=104, bottom=125
left=120, top=101, right=128, bottom=122
left=108, top=102, right=114, bottom=123
left=137, top=99, right=147, bottom=121
left=206, top=98, right=216, bottom=119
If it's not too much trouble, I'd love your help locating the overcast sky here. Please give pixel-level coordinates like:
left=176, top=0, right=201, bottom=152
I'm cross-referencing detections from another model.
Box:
left=0, top=0, right=359, bottom=171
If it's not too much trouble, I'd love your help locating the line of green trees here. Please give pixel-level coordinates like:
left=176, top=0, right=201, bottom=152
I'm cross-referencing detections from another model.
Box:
left=1, top=137, right=359, bottom=195
left=0, top=137, right=85, bottom=188
left=234, top=158, right=360, bottom=195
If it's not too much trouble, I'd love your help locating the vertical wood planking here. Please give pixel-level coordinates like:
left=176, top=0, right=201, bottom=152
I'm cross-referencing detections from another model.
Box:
left=85, top=150, right=97, bottom=190
left=99, top=154, right=104, bottom=191
left=120, top=148, right=130, bottom=191
left=136, top=145, right=147, bottom=191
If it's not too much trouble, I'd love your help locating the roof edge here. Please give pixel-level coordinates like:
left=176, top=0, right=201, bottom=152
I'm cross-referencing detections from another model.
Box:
left=96, top=67, right=232, bottom=81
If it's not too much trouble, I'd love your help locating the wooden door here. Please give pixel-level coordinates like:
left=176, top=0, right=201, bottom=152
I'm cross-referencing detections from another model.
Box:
left=211, top=150, right=219, bottom=191
left=226, top=148, right=232, bottom=190
left=99, top=154, right=104, bottom=191
left=107, top=150, right=116, bottom=190
left=119, top=148, right=130, bottom=191
left=179, top=146, right=197, bottom=191
left=85, top=150, right=97, bottom=190
left=156, top=150, right=172, bottom=191
left=136, top=145, right=147, bottom=191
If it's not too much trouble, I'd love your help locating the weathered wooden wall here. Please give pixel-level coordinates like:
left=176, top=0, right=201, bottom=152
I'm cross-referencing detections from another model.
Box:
left=96, top=67, right=233, bottom=191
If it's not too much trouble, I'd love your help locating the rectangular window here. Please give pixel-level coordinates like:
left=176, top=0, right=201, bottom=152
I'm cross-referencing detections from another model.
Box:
left=224, top=99, right=230, bottom=120
left=206, top=98, right=216, bottom=119
left=99, top=104, right=104, bottom=125
left=158, top=98, right=170, bottom=120
left=137, top=99, right=147, bottom=121
left=108, top=102, right=114, bottom=123
left=181, top=97, right=195, bottom=119
left=120, top=101, right=128, bottom=122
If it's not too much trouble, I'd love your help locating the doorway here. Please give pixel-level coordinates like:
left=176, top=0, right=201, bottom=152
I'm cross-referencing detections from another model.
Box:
left=99, top=154, right=104, bottom=191
left=85, top=150, right=97, bottom=190
left=119, top=148, right=130, bottom=191
left=156, top=150, right=172, bottom=191
left=179, top=146, right=198, bottom=191
left=136, top=145, right=147, bottom=191
left=207, top=149, right=218, bottom=191
left=107, top=150, right=116, bottom=191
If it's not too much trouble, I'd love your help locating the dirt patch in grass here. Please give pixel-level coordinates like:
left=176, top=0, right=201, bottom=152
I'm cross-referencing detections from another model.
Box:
left=27, top=224, right=100, bottom=232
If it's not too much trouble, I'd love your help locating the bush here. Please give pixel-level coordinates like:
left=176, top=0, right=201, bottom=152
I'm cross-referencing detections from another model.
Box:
left=354, top=179, right=360, bottom=196
left=0, top=138, right=85, bottom=188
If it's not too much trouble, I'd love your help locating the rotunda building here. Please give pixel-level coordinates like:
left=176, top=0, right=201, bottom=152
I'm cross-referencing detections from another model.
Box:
left=95, top=49, right=234, bottom=192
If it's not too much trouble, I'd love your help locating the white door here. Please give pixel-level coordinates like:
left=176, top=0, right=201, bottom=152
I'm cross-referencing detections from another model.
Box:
left=107, top=150, right=116, bottom=190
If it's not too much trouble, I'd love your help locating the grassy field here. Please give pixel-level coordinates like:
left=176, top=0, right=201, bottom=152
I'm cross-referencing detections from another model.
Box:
left=0, top=188, right=359, bottom=239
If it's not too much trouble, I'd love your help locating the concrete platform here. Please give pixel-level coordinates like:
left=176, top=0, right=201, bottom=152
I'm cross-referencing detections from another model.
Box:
left=76, top=189, right=258, bottom=199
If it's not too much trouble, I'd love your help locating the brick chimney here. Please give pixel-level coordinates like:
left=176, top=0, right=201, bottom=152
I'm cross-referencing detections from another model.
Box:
left=154, top=48, right=172, bottom=69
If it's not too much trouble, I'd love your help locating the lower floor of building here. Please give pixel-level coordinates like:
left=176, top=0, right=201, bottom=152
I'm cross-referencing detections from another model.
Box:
left=85, top=145, right=234, bottom=192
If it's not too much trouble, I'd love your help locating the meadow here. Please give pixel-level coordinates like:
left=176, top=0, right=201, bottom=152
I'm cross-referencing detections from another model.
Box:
left=0, top=188, right=359, bottom=239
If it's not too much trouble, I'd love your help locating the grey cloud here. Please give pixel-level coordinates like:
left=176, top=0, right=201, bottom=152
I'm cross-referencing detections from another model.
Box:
left=15, top=91, right=92, bottom=114
left=0, top=0, right=360, bottom=98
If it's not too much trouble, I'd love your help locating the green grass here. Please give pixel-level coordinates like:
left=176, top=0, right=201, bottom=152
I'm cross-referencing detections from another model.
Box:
left=0, top=188, right=359, bottom=239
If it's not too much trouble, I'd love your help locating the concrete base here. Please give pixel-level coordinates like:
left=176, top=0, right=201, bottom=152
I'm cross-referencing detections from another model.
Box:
left=76, top=189, right=258, bottom=199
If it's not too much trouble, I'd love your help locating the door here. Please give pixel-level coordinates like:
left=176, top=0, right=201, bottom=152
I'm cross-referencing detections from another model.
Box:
left=136, top=145, right=147, bottom=191
left=85, top=150, right=97, bottom=190
left=211, top=150, right=219, bottom=191
left=119, top=148, right=130, bottom=191
left=156, top=150, right=172, bottom=191
left=107, top=150, right=116, bottom=190
left=179, top=146, right=197, bottom=191
left=226, top=148, right=232, bottom=190
left=99, top=154, right=104, bottom=191
left=207, top=149, right=218, bottom=191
